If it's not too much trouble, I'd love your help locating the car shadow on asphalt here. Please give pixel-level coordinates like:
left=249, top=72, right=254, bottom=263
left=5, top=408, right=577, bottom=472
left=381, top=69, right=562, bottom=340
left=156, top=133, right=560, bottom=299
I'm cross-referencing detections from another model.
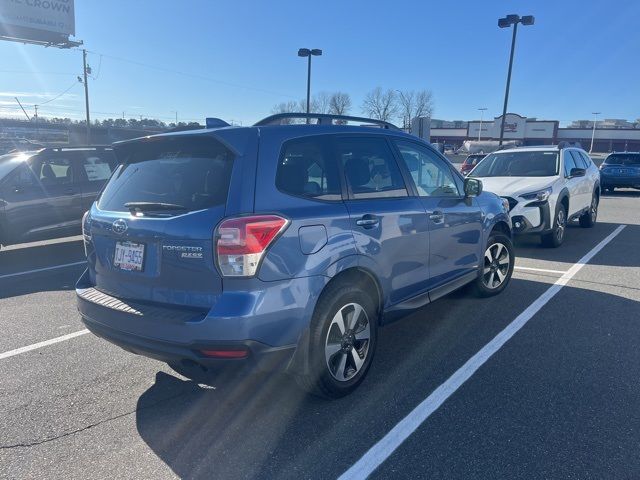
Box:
left=131, top=274, right=640, bottom=480
left=130, top=273, right=554, bottom=479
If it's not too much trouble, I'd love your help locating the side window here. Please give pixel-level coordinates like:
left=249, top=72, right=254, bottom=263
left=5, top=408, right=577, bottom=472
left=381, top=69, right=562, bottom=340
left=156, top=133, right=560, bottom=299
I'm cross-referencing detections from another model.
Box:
left=35, top=156, right=74, bottom=185
left=579, top=151, right=592, bottom=168
left=394, top=140, right=460, bottom=197
left=563, top=151, right=577, bottom=177
left=276, top=137, right=342, bottom=200
left=12, top=164, right=37, bottom=187
left=570, top=151, right=587, bottom=170
left=336, top=136, right=407, bottom=199
left=81, top=154, right=116, bottom=182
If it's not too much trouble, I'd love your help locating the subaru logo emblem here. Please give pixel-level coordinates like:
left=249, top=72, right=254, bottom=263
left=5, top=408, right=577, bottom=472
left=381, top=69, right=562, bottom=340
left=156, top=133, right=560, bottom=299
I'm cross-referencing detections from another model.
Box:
left=112, top=219, right=128, bottom=235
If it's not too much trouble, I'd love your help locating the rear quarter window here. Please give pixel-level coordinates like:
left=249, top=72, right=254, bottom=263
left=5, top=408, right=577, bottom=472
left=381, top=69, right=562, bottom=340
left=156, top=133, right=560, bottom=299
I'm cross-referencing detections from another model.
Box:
left=98, top=136, right=234, bottom=213
left=276, top=137, right=342, bottom=201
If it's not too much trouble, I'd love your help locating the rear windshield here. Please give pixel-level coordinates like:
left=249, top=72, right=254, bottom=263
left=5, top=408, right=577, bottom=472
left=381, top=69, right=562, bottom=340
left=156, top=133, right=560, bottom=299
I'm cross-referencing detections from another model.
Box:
left=98, top=136, right=234, bottom=213
left=470, top=151, right=558, bottom=177
left=603, top=153, right=640, bottom=166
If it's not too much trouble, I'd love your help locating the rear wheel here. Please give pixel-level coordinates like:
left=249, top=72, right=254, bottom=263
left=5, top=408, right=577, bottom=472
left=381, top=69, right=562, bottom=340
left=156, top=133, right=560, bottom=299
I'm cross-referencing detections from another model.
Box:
left=542, top=204, right=567, bottom=248
left=579, top=193, right=598, bottom=228
left=296, top=282, right=377, bottom=398
left=472, top=233, right=514, bottom=297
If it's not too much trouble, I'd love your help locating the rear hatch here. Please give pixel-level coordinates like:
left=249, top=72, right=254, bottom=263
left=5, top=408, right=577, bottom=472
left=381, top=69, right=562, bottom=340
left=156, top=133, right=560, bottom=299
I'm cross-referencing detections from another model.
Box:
left=86, top=135, right=235, bottom=309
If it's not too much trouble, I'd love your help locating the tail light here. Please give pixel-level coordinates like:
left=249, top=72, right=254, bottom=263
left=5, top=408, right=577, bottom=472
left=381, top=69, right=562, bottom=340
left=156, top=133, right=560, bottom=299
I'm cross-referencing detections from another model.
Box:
left=82, top=210, right=92, bottom=257
left=215, top=215, right=289, bottom=277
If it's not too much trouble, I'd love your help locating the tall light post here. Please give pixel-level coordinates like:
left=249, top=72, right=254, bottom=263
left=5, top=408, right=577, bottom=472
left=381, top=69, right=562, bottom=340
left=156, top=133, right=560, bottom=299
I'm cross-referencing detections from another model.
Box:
left=171, top=110, right=178, bottom=125
left=298, top=48, right=322, bottom=118
left=497, top=14, right=534, bottom=146
left=477, top=107, right=487, bottom=141
left=590, top=112, right=600, bottom=153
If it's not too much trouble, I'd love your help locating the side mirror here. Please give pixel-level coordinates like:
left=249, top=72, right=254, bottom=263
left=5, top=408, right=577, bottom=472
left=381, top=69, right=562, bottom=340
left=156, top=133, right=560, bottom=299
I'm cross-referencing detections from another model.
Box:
left=464, top=177, right=483, bottom=197
left=570, top=167, right=586, bottom=178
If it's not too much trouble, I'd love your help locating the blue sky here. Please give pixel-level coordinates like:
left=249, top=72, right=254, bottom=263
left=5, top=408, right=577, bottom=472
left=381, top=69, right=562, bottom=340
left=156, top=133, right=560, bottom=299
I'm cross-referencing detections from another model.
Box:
left=1, top=0, right=639, bottom=126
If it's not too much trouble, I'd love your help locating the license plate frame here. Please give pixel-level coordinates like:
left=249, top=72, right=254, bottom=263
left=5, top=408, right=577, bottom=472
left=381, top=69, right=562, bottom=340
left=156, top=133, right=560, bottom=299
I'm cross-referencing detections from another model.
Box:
left=114, top=241, right=145, bottom=272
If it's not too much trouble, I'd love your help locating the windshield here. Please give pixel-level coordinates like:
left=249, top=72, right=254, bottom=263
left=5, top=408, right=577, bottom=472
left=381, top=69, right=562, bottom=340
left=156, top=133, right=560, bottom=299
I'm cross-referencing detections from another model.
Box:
left=603, top=154, right=640, bottom=166
left=471, top=151, right=559, bottom=177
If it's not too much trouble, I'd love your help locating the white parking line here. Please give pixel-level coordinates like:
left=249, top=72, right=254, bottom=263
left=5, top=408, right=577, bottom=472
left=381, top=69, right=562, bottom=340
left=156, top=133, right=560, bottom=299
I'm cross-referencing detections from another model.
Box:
left=0, top=329, right=89, bottom=361
left=0, top=261, right=86, bottom=280
left=514, top=266, right=568, bottom=275
left=338, top=225, right=626, bottom=480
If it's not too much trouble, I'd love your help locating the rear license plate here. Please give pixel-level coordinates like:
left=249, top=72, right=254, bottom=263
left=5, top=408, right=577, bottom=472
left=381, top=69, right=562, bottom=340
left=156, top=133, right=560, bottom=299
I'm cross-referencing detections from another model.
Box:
left=114, top=241, right=145, bottom=272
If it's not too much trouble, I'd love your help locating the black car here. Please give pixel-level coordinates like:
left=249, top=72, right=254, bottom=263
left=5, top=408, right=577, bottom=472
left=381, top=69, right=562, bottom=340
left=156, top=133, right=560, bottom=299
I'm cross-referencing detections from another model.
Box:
left=0, top=146, right=117, bottom=249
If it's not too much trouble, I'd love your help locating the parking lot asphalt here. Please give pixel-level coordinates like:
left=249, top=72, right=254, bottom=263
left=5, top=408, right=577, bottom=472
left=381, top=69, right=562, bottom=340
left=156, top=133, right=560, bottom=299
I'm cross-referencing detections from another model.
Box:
left=1, top=190, right=639, bottom=479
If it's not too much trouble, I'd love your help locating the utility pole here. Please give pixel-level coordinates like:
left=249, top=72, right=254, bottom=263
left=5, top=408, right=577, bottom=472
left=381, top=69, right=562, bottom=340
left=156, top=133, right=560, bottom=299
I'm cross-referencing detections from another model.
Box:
left=82, top=49, right=91, bottom=143
left=34, top=105, right=39, bottom=141
left=589, top=112, right=600, bottom=153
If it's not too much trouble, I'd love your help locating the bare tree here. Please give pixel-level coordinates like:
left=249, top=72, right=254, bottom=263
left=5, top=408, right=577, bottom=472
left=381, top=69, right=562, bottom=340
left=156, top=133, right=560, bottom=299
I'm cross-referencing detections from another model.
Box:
left=314, top=91, right=331, bottom=114
left=397, top=89, right=434, bottom=129
left=271, top=100, right=300, bottom=124
left=329, top=92, right=352, bottom=115
left=361, top=87, right=398, bottom=122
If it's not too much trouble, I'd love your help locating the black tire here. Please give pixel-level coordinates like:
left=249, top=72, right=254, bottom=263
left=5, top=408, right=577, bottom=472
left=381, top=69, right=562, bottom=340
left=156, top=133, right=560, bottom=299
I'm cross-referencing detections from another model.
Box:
left=472, top=233, right=515, bottom=297
left=295, top=281, right=378, bottom=399
left=579, top=192, right=598, bottom=228
left=542, top=203, right=567, bottom=248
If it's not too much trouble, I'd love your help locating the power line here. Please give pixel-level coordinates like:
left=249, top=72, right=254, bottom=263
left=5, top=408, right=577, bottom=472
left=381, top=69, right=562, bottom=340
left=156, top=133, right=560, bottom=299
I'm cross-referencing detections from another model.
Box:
left=78, top=48, right=296, bottom=99
left=37, top=81, right=80, bottom=106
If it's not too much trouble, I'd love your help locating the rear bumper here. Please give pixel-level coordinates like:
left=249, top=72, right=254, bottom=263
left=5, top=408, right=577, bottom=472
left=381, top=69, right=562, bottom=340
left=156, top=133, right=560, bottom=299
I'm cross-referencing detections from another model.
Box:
left=76, top=269, right=327, bottom=372
left=601, top=175, right=640, bottom=188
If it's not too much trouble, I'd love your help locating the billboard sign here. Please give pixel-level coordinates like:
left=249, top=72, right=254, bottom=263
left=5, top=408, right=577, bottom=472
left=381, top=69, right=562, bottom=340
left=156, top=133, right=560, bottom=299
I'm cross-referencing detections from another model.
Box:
left=0, top=0, right=75, bottom=44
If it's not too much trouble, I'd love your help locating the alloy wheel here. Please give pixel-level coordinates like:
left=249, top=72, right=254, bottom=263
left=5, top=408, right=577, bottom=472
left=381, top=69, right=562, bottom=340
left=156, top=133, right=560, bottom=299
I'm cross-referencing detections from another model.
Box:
left=590, top=197, right=598, bottom=222
left=482, top=242, right=510, bottom=289
left=324, top=303, right=371, bottom=382
left=556, top=209, right=566, bottom=242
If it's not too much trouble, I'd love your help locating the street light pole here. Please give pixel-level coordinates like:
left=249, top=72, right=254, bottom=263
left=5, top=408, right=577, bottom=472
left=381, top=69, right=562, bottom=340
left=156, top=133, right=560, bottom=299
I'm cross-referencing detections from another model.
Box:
left=590, top=112, right=600, bottom=153
left=298, top=48, right=322, bottom=122
left=497, top=14, right=534, bottom=146
left=478, top=107, right=487, bottom=141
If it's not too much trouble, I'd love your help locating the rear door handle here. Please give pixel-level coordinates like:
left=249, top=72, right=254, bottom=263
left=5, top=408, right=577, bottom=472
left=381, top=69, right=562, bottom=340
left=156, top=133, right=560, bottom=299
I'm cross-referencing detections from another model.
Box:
left=356, top=214, right=380, bottom=229
left=429, top=211, right=445, bottom=224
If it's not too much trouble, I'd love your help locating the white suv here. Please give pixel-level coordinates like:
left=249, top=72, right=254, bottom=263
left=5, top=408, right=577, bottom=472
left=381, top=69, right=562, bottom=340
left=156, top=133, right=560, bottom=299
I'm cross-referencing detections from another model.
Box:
left=469, top=145, right=600, bottom=247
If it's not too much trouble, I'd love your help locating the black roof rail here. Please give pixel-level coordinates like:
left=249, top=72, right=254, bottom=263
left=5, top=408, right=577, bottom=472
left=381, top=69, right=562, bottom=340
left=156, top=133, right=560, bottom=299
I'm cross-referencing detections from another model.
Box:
left=254, top=113, right=400, bottom=130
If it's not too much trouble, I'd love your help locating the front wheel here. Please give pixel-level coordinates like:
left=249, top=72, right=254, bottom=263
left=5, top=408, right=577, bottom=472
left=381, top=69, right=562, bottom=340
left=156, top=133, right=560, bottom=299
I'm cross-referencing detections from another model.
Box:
left=579, top=193, right=598, bottom=228
left=295, top=282, right=378, bottom=398
left=472, top=233, right=515, bottom=297
left=542, top=204, right=567, bottom=248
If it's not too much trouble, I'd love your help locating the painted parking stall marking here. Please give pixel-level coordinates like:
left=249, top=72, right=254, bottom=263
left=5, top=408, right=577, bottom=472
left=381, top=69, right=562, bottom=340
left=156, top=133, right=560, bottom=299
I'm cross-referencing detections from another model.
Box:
left=338, top=225, right=626, bottom=480
left=514, top=265, right=568, bottom=275
left=0, top=330, right=90, bottom=361
left=0, top=261, right=86, bottom=280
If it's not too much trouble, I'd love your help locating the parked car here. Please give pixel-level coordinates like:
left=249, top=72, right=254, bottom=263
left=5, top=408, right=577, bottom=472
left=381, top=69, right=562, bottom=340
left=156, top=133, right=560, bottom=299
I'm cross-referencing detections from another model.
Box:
left=0, top=146, right=117, bottom=249
left=469, top=144, right=600, bottom=247
left=461, top=153, right=486, bottom=175
left=76, top=113, right=514, bottom=398
left=599, top=152, right=640, bottom=192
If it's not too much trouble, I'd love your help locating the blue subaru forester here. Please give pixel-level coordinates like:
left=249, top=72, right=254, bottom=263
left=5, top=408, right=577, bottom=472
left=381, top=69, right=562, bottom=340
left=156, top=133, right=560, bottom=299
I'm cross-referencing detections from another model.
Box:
left=76, top=113, right=514, bottom=398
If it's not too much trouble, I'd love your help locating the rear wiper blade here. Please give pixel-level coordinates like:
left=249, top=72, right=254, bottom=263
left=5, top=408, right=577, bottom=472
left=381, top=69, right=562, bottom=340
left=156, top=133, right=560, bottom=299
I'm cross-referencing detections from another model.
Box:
left=124, top=202, right=187, bottom=214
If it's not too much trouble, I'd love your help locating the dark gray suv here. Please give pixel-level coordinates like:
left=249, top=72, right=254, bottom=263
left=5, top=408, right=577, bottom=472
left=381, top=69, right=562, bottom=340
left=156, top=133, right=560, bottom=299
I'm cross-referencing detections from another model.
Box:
left=0, top=146, right=116, bottom=249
